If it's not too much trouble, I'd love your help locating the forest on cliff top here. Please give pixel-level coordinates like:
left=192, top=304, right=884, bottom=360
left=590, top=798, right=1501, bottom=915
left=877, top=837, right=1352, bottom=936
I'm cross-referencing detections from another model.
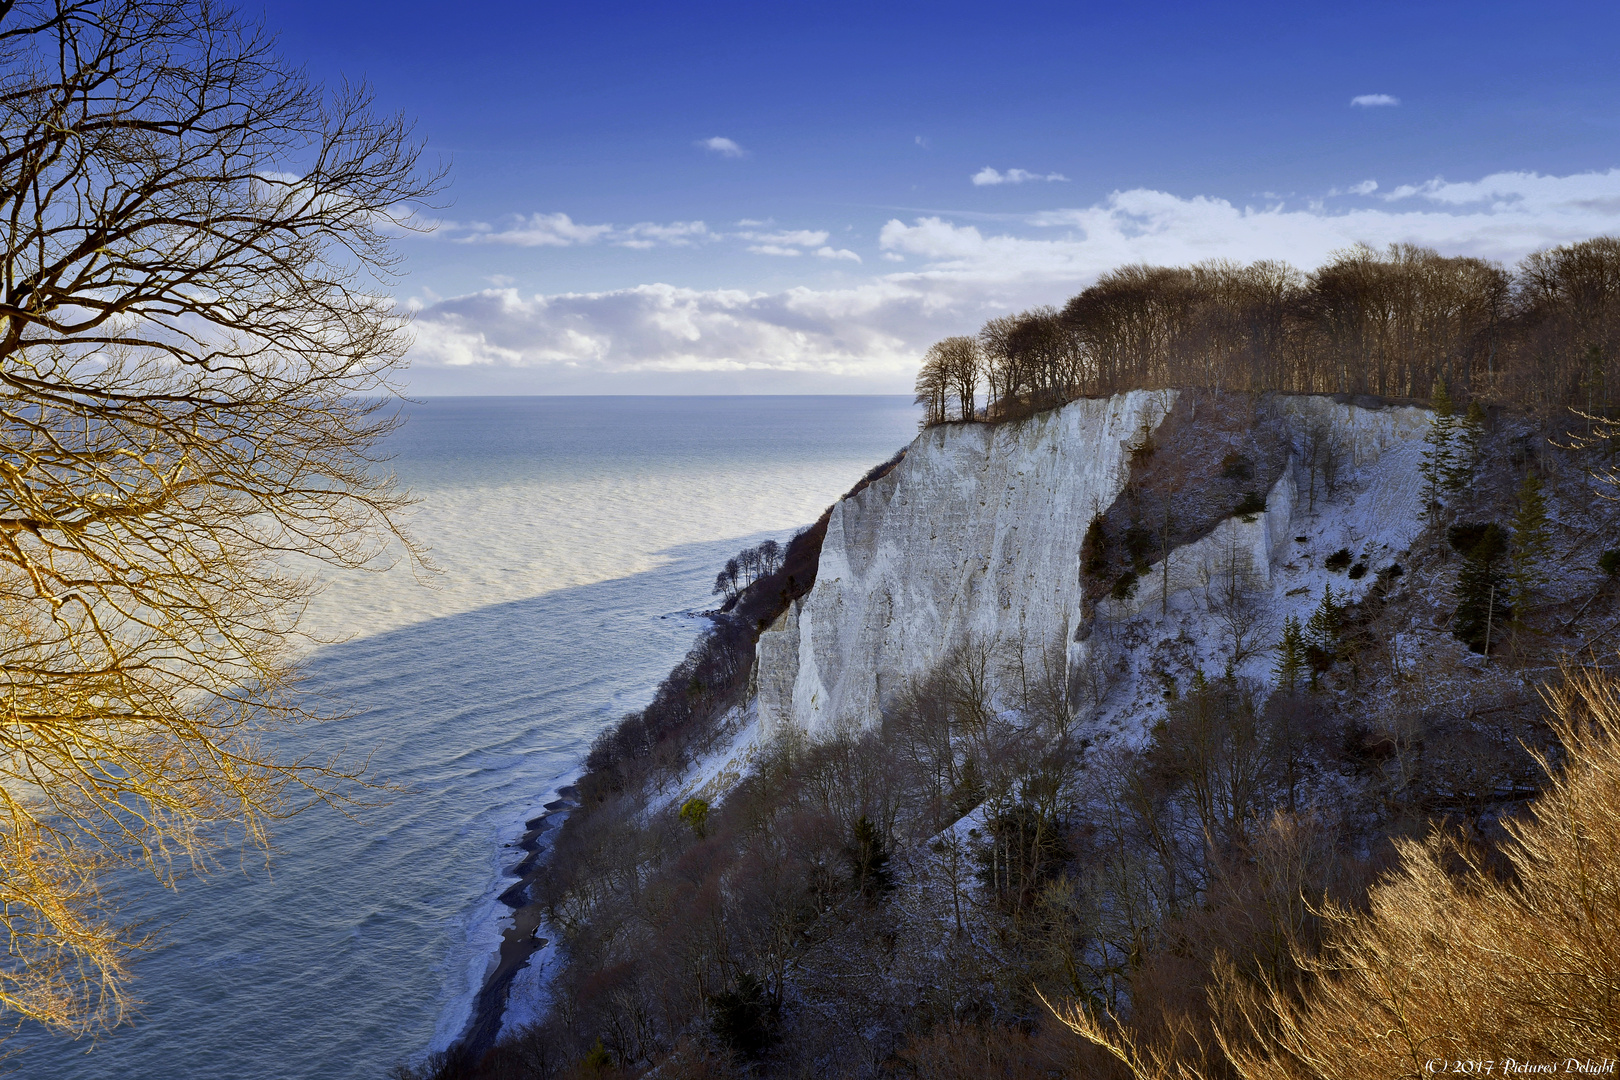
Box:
left=916, top=237, right=1620, bottom=424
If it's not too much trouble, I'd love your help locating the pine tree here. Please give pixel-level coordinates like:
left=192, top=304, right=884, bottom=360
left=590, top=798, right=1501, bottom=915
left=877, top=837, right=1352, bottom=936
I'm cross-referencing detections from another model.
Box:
left=1449, top=522, right=1510, bottom=653
left=1420, top=378, right=1457, bottom=517
left=1509, top=470, right=1552, bottom=621
left=1303, top=584, right=1344, bottom=681
left=1304, top=584, right=1343, bottom=650
left=848, top=815, right=894, bottom=899
left=710, top=973, right=774, bottom=1058
left=1273, top=615, right=1306, bottom=695
left=1448, top=399, right=1486, bottom=493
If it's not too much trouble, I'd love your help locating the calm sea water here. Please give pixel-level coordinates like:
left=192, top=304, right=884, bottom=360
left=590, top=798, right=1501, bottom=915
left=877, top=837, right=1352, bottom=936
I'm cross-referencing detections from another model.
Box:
left=12, top=396, right=916, bottom=1080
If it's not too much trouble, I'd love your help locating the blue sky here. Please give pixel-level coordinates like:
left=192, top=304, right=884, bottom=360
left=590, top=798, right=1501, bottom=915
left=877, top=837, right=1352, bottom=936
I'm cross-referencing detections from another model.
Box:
left=269, top=1, right=1620, bottom=393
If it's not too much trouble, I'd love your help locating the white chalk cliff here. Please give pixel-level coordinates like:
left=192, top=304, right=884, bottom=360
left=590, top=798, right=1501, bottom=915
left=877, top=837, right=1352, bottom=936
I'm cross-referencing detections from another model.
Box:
left=757, top=392, right=1435, bottom=741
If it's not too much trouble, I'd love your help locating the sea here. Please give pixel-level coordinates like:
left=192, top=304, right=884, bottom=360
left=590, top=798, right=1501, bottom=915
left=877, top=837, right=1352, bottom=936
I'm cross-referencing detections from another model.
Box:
left=11, top=396, right=917, bottom=1080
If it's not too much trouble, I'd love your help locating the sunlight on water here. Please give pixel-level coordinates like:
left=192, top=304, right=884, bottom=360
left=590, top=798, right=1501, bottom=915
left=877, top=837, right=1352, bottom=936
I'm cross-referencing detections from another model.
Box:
left=12, top=397, right=915, bottom=1080
left=302, top=397, right=914, bottom=643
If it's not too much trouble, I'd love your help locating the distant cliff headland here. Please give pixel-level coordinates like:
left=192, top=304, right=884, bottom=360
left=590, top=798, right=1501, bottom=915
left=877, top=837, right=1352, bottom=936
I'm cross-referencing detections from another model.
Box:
left=415, top=238, right=1620, bottom=1079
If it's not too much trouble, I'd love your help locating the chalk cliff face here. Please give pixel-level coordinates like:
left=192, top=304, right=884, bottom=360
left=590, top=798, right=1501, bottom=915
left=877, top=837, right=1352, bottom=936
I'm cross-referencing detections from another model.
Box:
left=757, top=391, right=1174, bottom=737
left=757, top=392, right=1435, bottom=742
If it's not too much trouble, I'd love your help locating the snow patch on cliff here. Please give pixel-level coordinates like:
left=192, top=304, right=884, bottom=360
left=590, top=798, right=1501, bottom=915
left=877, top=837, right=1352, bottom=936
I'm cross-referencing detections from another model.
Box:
left=646, top=702, right=762, bottom=819
left=1081, top=396, right=1432, bottom=744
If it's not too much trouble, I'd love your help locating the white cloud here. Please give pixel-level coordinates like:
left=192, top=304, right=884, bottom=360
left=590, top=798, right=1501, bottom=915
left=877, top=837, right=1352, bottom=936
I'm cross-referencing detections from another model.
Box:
left=617, top=220, right=712, bottom=248
left=437, top=214, right=851, bottom=257
left=1326, top=179, right=1379, bottom=197
left=450, top=212, right=613, bottom=247
left=1378, top=170, right=1620, bottom=210
left=405, top=168, right=1620, bottom=393
left=698, top=136, right=747, bottom=158
left=444, top=213, right=711, bottom=249
left=915, top=135, right=929, bottom=148
left=972, top=167, right=1070, bottom=186
left=816, top=246, right=862, bottom=262
left=739, top=228, right=830, bottom=247
left=884, top=170, right=1620, bottom=279
left=1351, top=94, right=1400, bottom=107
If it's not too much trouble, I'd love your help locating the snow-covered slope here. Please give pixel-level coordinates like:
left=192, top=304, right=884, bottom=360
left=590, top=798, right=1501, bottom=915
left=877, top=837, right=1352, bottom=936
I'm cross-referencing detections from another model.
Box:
left=1081, top=396, right=1433, bottom=743
left=757, top=392, right=1434, bottom=742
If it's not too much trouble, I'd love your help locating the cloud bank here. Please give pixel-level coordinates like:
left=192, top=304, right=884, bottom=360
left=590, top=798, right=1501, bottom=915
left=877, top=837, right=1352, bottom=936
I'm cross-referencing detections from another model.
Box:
left=405, top=168, right=1620, bottom=394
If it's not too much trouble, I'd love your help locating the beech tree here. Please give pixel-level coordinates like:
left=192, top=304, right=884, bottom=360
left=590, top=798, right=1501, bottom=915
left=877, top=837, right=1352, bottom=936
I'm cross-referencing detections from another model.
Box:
left=912, top=347, right=947, bottom=427
left=0, top=0, right=440, bottom=1035
left=711, top=568, right=736, bottom=603
left=938, top=335, right=981, bottom=421
left=915, top=336, right=983, bottom=426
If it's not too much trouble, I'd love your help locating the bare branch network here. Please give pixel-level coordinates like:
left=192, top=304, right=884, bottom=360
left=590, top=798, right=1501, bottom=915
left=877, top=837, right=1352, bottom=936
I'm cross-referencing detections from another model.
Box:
left=0, top=0, right=443, bottom=1036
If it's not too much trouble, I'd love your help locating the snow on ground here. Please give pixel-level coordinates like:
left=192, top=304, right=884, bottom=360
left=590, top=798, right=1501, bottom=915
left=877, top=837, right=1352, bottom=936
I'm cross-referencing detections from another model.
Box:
left=1079, top=402, right=1435, bottom=748
left=645, top=701, right=763, bottom=820
left=497, top=936, right=561, bottom=1042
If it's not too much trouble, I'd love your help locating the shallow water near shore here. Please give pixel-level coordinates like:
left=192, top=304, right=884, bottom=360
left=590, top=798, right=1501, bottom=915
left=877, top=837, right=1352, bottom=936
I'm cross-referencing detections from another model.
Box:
left=11, top=396, right=915, bottom=1080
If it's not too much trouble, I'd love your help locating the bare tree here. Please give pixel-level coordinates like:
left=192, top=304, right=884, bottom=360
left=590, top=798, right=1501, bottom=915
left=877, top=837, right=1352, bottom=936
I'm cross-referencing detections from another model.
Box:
left=940, top=236, right=1620, bottom=425
left=882, top=670, right=957, bottom=826
left=711, top=568, right=737, bottom=603
left=936, top=335, right=981, bottom=421
left=0, top=0, right=441, bottom=1035
left=1199, top=531, right=1277, bottom=667
left=999, top=631, right=1071, bottom=737
left=977, top=315, right=1022, bottom=417
left=1297, top=413, right=1346, bottom=511
left=1067, top=635, right=1114, bottom=716
left=913, top=345, right=948, bottom=426
left=1158, top=674, right=1269, bottom=855
left=758, top=538, right=781, bottom=576
left=940, top=635, right=1000, bottom=747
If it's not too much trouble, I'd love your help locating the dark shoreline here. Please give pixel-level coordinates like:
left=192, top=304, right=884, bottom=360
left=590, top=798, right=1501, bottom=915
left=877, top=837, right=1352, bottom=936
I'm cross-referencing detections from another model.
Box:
left=449, top=610, right=728, bottom=1061
left=451, top=785, right=578, bottom=1061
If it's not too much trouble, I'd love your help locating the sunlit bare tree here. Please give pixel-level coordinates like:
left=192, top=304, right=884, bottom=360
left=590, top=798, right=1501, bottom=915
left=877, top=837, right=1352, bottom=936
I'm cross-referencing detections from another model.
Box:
left=0, top=0, right=441, bottom=1036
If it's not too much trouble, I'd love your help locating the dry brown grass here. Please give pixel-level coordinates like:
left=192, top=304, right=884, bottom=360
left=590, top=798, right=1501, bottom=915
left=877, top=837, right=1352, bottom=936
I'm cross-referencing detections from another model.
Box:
left=1051, top=661, right=1620, bottom=1077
